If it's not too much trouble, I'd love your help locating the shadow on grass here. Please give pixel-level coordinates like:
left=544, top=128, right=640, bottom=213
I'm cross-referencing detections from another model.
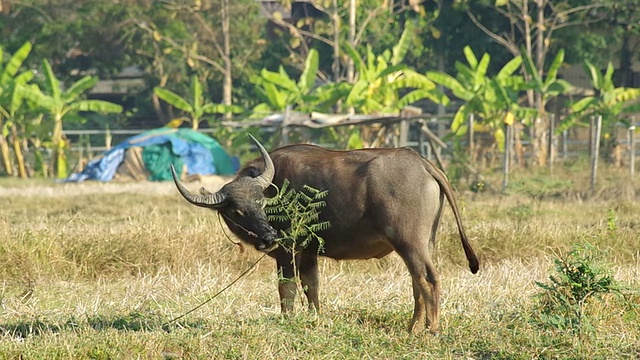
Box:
left=0, top=311, right=208, bottom=339
left=0, top=318, right=71, bottom=339
left=341, top=307, right=409, bottom=332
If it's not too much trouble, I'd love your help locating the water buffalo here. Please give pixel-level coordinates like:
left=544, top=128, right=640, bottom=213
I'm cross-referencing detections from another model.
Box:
left=170, top=134, right=479, bottom=334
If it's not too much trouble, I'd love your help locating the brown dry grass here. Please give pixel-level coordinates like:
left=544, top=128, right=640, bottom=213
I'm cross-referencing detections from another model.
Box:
left=0, top=169, right=639, bottom=359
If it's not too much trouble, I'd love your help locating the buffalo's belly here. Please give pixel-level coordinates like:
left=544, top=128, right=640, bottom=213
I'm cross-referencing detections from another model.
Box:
left=319, top=231, right=394, bottom=260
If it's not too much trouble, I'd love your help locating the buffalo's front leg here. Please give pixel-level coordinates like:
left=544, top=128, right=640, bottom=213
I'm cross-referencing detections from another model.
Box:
left=276, top=257, right=297, bottom=313
left=298, top=252, right=320, bottom=311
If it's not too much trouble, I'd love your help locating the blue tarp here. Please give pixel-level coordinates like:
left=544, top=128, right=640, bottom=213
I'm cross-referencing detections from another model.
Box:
left=67, top=128, right=239, bottom=182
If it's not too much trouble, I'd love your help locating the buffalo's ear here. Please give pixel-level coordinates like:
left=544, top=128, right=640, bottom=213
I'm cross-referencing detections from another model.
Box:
left=242, top=166, right=262, bottom=179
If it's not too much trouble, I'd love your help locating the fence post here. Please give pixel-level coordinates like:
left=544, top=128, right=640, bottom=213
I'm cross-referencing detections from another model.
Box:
left=562, top=130, right=568, bottom=159
left=630, top=124, right=636, bottom=179
left=105, top=125, right=112, bottom=150
left=468, top=113, right=475, bottom=162
left=502, top=123, right=512, bottom=191
left=549, top=113, right=555, bottom=173
left=399, top=118, right=409, bottom=148
left=590, top=115, right=602, bottom=196
left=417, top=120, right=425, bottom=157
left=281, top=105, right=291, bottom=146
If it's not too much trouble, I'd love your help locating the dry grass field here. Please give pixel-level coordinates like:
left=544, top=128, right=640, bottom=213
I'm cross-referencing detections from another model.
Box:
left=0, top=166, right=639, bottom=359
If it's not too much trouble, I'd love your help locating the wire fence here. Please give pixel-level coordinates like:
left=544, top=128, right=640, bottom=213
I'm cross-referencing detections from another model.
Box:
left=63, top=118, right=640, bottom=161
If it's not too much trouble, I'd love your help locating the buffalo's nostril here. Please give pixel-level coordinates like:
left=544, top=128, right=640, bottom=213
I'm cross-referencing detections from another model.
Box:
left=263, top=235, right=275, bottom=246
left=255, top=226, right=278, bottom=251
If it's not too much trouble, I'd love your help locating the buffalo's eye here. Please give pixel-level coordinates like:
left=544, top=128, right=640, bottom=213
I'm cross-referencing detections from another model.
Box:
left=235, top=209, right=245, bottom=217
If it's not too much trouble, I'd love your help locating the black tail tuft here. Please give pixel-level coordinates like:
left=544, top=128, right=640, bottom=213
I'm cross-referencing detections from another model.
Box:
left=469, top=259, right=480, bottom=274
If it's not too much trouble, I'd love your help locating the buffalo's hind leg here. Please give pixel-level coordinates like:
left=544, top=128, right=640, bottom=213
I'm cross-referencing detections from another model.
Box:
left=409, top=277, right=428, bottom=334
left=399, top=248, right=440, bottom=334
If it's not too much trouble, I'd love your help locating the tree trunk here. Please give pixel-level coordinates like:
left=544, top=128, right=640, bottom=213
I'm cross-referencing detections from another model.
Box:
left=153, top=75, right=170, bottom=124
left=618, top=32, right=633, bottom=87
left=0, top=133, right=13, bottom=176
left=332, top=0, right=341, bottom=83
left=11, top=124, right=27, bottom=178
left=192, top=118, right=199, bottom=130
left=51, top=116, right=67, bottom=179
left=533, top=98, right=549, bottom=167
left=522, top=0, right=535, bottom=108
left=222, top=0, right=233, bottom=120
left=521, top=0, right=536, bottom=166
left=347, top=0, right=355, bottom=84
left=532, top=0, right=548, bottom=167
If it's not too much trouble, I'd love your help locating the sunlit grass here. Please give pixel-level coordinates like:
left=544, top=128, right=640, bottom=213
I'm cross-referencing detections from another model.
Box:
left=0, top=171, right=639, bottom=358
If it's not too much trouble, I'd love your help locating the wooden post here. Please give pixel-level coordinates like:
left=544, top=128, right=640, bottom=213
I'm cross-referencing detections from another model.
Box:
left=418, top=120, right=425, bottom=157
left=420, top=124, right=447, bottom=172
left=590, top=115, right=602, bottom=196
left=468, top=113, right=475, bottom=162
left=589, top=116, right=594, bottom=158
left=630, top=124, right=636, bottom=179
left=562, top=129, right=568, bottom=159
left=433, top=117, right=442, bottom=161
left=437, top=115, right=447, bottom=139
left=399, top=119, right=409, bottom=148
left=281, top=105, right=291, bottom=146
left=105, top=125, right=112, bottom=150
left=549, top=113, right=555, bottom=173
left=502, top=124, right=512, bottom=191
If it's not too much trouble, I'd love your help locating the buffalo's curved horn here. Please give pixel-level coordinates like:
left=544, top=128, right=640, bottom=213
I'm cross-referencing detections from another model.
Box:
left=170, top=164, right=226, bottom=208
left=248, top=134, right=275, bottom=190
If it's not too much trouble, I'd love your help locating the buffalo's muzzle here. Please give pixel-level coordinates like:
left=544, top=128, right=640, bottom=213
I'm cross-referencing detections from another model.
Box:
left=256, top=227, right=278, bottom=251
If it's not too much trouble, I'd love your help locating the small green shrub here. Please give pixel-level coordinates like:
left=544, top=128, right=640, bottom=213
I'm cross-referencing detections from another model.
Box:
left=533, top=242, right=621, bottom=333
left=447, top=140, right=471, bottom=186
left=506, top=203, right=534, bottom=227
left=508, top=176, right=572, bottom=207
left=606, top=208, right=617, bottom=232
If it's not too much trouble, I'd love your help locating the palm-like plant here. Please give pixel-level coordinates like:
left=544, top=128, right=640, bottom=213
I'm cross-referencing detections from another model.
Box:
left=154, top=75, right=242, bottom=130
left=560, top=60, right=640, bottom=131
left=522, top=49, right=572, bottom=115
left=343, top=22, right=447, bottom=114
left=250, top=49, right=347, bottom=114
left=521, top=49, right=572, bottom=166
left=19, top=59, right=123, bottom=178
left=427, top=46, right=529, bottom=146
left=0, top=42, right=34, bottom=177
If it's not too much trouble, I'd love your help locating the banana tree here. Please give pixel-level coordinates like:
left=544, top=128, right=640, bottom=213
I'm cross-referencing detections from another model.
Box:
left=338, top=22, right=447, bottom=148
left=18, top=59, right=123, bottom=179
left=560, top=60, right=640, bottom=161
left=154, top=75, right=242, bottom=130
left=342, top=21, right=447, bottom=114
left=427, top=46, right=530, bottom=147
left=250, top=49, right=347, bottom=114
left=561, top=61, right=640, bottom=131
left=0, top=42, right=34, bottom=177
left=521, top=49, right=572, bottom=166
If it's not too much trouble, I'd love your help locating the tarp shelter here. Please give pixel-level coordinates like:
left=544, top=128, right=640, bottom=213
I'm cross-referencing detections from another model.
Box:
left=67, top=127, right=239, bottom=182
